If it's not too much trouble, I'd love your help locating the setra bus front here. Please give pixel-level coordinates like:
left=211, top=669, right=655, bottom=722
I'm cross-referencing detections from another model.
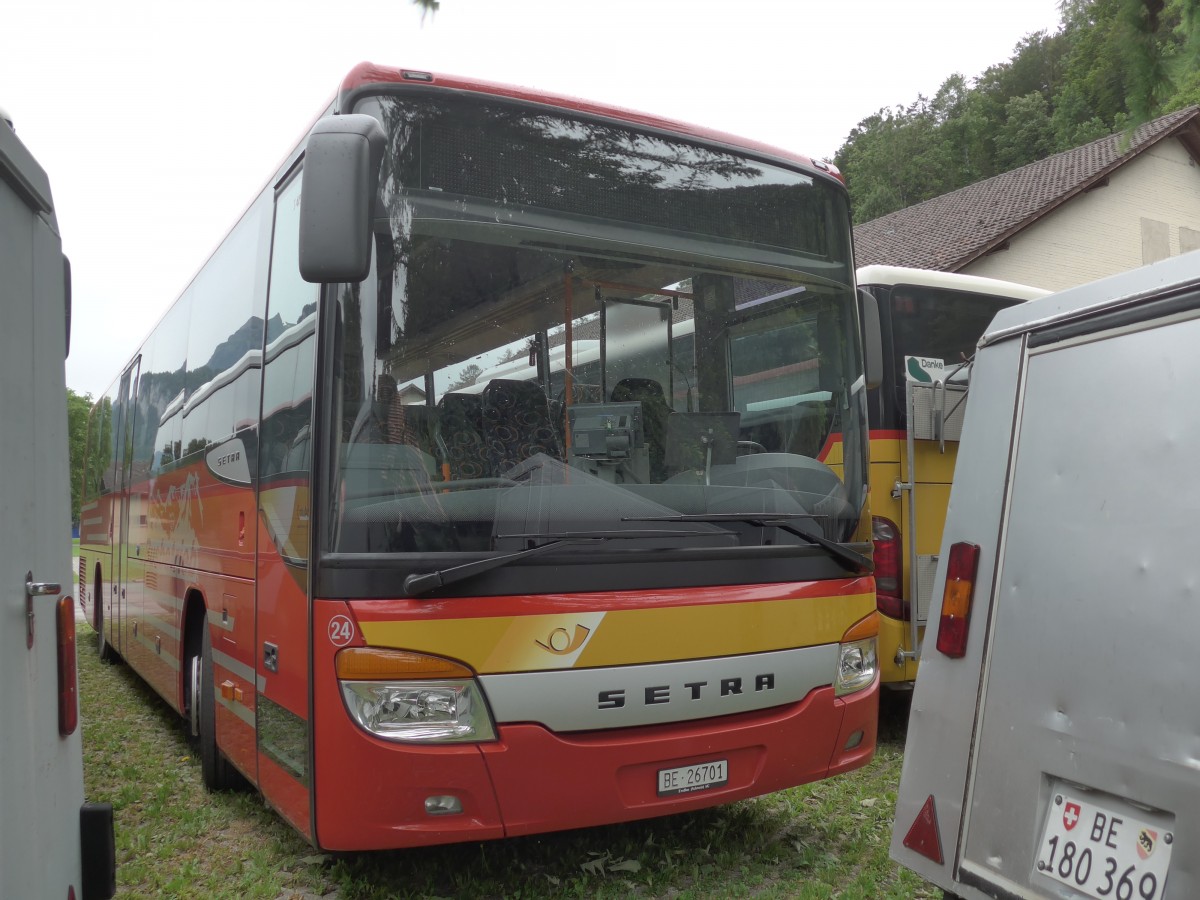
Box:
left=276, top=65, right=878, bottom=850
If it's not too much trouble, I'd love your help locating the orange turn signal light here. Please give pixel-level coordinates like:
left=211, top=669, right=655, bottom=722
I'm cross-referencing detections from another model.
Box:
left=841, top=610, right=880, bottom=643
left=335, top=648, right=474, bottom=681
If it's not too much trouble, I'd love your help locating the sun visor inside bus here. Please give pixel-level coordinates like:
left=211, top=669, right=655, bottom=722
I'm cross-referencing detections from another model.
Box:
left=298, top=114, right=386, bottom=284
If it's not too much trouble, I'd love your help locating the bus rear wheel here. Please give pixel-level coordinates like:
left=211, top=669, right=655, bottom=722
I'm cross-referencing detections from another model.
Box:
left=191, top=625, right=238, bottom=791
left=95, top=578, right=117, bottom=664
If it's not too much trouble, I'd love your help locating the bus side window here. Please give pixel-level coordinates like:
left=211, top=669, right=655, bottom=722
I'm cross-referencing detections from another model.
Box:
left=260, top=171, right=318, bottom=561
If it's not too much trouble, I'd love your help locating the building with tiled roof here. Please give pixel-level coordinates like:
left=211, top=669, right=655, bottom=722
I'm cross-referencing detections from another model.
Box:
left=853, top=107, right=1200, bottom=291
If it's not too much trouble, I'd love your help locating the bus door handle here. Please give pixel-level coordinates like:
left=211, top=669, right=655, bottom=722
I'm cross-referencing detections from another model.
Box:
left=24, top=572, right=62, bottom=649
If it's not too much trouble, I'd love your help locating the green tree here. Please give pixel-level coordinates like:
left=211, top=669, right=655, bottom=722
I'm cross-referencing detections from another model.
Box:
left=447, top=363, right=483, bottom=391
left=928, top=75, right=994, bottom=187
left=993, top=92, right=1057, bottom=171
left=1164, top=0, right=1200, bottom=108
left=977, top=30, right=1069, bottom=105
left=1058, top=0, right=1133, bottom=126
left=1050, top=84, right=1116, bottom=148
left=835, top=98, right=959, bottom=223
left=835, top=0, right=1200, bottom=223
left=67, top=388, right=93, bottom=527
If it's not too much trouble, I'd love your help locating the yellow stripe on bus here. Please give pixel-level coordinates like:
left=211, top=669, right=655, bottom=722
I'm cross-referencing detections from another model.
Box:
left=358, top=592, right=875, bottom=674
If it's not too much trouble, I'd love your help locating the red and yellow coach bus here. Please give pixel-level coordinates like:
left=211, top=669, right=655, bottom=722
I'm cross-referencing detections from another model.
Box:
left=856, top=265, right=1047, bottom=689
left=78, top=62, right=878, bottom=851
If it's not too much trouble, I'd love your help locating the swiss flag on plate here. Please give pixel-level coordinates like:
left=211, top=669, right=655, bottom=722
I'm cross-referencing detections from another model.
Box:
left=1063, top=802, right=1081, bottom=831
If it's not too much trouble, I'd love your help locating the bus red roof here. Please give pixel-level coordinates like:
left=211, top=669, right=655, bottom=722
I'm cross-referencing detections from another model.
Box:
left=338, top=61, right=842, bottom=183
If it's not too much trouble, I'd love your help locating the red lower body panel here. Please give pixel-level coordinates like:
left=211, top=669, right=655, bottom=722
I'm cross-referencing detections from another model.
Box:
left=312, top=677, right=877, bottom=851
left=484, top=681, right=876, bottom=837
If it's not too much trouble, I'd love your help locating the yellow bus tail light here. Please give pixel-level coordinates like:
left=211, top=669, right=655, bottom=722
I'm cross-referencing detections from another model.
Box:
left=835, top=611, right=879, bottom=696
left=935, top=542, right=981, bottom=658
left=335, top=648, right=495, bottom=743
left=872, top=517, right=907, bottom=620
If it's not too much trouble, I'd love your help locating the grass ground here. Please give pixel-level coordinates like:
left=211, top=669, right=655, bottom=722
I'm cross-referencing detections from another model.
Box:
left=77, top=625, right=939, bottom=899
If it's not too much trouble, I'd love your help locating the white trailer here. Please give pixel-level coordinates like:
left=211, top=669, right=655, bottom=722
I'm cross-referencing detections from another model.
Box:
left=891, top=250, right=1200, bottom=900
left=1, top=114, right=115, bottom=899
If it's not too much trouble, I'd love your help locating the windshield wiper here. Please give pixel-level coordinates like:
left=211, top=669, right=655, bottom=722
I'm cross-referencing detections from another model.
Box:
left=402, top=529, right=720, bottom=597
left=621, top=513, right=873, bottom=574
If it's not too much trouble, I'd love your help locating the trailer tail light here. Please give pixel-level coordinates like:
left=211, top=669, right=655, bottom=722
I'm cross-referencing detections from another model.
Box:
left=872, top=516, right=906, bottom=620
left=935, top=542, right=980, bottom=658
left=57, top=595, right=79, bottom=735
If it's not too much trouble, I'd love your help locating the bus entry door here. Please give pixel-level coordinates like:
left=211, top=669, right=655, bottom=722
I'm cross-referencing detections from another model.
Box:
left=111, top=359, right=140, bottom=658
left=898, top=377, right=967, bottom=665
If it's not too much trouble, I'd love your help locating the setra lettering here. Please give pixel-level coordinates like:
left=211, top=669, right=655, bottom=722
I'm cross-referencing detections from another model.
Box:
left=598, top=673, right=776, bottom=709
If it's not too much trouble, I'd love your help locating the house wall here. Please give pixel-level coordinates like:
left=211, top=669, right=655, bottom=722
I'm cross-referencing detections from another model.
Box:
left=962, top=138, right=1200, bottom=291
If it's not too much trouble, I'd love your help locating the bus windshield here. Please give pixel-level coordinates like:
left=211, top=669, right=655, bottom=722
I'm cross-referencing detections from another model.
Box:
left=889, top=285, right=1020, bottom=375
left=325, top=93, right=866, bottom=571
left=885, top=283, right=1025, bottom=423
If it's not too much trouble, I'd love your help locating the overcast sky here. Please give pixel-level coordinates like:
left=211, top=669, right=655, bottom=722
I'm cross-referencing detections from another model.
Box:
left=3, top=0, right=1064, bottom=397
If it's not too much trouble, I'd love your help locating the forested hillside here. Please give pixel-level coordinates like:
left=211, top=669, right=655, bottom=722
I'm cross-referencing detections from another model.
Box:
left=835, top=0, right=1200, bottom=223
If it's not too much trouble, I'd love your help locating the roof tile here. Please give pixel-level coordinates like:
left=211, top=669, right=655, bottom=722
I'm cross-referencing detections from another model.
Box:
left=853, top=107, right=1200, bottom=270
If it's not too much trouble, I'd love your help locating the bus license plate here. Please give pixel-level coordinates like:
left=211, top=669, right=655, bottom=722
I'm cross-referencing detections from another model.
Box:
left=657, top=759, right=728, bottom=796
left=1035, top=790, right=1173, bottom=900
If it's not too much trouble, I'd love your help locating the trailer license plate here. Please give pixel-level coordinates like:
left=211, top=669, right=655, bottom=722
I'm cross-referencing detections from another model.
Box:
left=657, top=760, right=728, bottom=796
left=1035, top=791, right=1173, bottom=900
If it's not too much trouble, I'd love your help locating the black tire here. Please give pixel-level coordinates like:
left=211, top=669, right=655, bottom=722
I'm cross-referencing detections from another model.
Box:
left=96, top=580, right=118, bottom=664
left=195, top=625, right=238, bottom=791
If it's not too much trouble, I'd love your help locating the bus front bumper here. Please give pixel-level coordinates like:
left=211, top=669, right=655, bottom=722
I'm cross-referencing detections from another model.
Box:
left=312, top=679, right=877, bottom=851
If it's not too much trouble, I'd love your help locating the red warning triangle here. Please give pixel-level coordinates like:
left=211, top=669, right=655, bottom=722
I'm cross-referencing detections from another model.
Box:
left=902, top=794, right=945, bottom=864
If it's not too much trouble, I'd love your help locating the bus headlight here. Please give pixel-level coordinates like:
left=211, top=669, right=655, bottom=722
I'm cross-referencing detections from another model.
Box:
left=835, top=636, right=878, bottom=696
left=336, top=647, right=496, bottom=743
left=340, top=680, right=496, bottom=742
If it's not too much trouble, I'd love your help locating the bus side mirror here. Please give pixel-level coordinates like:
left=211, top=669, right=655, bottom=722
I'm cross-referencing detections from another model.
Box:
left=859, top=288, right=883, bottom=390
left=298, top=114, right=386, bottom=284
